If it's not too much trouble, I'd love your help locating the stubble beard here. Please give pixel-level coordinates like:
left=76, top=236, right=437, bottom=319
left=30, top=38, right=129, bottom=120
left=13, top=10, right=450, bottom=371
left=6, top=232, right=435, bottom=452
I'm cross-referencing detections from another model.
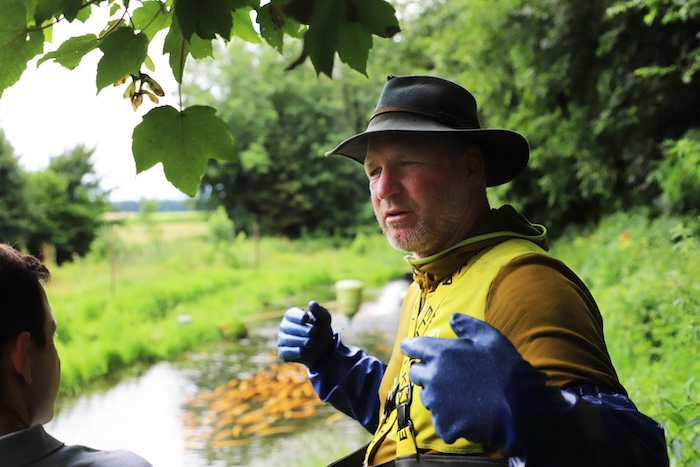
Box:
left=379, top=216, right=430, bottom=254
left=376, top=184, right=468, bottom=257
left=377, top=210, right=461, bottom=257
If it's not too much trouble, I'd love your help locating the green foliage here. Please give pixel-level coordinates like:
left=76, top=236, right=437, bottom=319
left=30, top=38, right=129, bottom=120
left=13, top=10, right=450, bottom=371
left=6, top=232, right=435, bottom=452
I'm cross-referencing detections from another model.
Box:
left=208, top=205, right=236, bottom=243
left=187, top=0, right=700, bottom=238
left=37, top=34, right=100, bottom=69
left=3, top=0, right=699, bottom=232
left=491, top=0, right=700, bottom=229
left=139, top=199, right=161, bottom=217
left=0, top=0, right=44, bottom=95
left=138, top=199, right=163, bottom=243
left=132, top=105, right=236, bottom=195
left=24, top=145, right=110, bottom=264
left=187, top=42, right=377, bottom=237
left=553, top=211, right=700, bottom=465
left=375, top=0, right=700, bottom=232
left=0, top=0, right=399, bottom=196
left=606, top=0, right=700, bottom=84
left=350, top=231, right=369, bottom=255
left=0, top=134, right=108, bottom=264
left=0, top=130, right=30, bottom=246
left=654, top=129, right=700, bottom=213
left=96, top=26, right=150, bottom=91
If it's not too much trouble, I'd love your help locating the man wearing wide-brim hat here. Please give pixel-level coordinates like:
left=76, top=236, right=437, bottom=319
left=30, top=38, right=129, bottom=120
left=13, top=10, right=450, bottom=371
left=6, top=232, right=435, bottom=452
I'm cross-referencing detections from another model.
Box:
left=278, top=75, right=668, bottom=466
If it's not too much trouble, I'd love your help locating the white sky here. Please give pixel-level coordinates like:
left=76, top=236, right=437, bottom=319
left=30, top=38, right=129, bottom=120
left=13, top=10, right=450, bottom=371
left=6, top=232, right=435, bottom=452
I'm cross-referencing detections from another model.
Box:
left=0, top=8, right=189, bottom=202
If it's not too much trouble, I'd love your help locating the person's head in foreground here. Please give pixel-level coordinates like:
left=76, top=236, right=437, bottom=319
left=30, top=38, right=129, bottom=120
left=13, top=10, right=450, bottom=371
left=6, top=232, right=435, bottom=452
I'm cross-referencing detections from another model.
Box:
left=0, top=243, right=59, bottom=434
left=0, top=243, right=152, bottom=467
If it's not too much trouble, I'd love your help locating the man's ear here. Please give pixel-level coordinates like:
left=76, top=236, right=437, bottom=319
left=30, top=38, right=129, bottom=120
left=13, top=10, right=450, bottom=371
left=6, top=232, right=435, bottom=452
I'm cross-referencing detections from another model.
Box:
left=463, top=146, right=486, bottom=189
left=9, top=332, right=33, bottom=385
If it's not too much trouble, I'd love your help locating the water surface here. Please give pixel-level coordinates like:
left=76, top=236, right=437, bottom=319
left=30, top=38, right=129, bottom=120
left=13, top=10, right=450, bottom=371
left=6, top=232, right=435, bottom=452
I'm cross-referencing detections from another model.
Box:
left=46, top=303, right=401, bottom=467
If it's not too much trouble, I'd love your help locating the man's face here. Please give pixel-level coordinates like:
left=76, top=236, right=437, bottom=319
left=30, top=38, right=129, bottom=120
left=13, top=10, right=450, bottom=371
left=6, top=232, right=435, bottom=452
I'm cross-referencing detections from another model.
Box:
left=29, top=289, right=61, bottom=425
left=364, top=134, right=476, bottom=257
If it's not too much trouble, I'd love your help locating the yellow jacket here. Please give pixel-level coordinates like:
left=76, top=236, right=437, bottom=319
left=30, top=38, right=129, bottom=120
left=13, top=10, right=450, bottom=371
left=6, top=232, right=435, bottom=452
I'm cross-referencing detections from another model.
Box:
left=367, top=206, right=625, bottom=465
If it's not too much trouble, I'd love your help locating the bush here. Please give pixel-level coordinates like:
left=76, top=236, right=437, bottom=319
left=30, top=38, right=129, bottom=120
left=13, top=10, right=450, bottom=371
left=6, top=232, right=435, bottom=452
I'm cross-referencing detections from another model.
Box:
left=654, top=129, right=700, bottom=214
left=553, top=211, right=700, bottom=465
left=209, top=205, right=236, bottom=244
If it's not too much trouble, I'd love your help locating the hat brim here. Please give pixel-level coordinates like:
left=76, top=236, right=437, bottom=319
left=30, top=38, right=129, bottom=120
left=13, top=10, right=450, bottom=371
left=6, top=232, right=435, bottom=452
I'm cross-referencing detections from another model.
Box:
left=325, top=113, right=529, bottom=187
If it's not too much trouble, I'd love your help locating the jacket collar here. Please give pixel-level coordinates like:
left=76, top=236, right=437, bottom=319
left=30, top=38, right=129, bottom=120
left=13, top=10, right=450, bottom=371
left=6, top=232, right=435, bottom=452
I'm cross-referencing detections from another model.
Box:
left=406, top=205, right=548, bottom=291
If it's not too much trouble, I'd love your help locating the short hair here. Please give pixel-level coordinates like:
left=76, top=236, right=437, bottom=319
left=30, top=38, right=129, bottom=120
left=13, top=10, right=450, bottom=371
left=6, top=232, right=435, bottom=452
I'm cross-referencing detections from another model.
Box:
left=0, top=244, right=51, bottom=349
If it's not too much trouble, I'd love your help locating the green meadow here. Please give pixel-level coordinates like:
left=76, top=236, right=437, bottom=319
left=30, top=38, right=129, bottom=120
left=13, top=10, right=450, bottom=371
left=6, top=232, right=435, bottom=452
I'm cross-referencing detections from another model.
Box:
left=46, top=210, right=698, bottom=465
left=48, top=210, right=407, bottom=392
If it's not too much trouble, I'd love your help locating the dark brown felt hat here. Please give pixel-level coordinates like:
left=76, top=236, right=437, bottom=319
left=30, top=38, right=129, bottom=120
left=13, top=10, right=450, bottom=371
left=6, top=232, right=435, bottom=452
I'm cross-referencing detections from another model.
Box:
left=325, top=75, right=530, bottom=186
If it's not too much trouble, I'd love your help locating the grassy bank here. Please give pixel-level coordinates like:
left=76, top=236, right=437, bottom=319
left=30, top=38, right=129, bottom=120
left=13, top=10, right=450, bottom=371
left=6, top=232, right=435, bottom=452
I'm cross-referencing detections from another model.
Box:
left=46, top=209, right=699, bottom=465
left=48, top=213, right=407, bottom=394
left=552, top=212, right=699, bottom=466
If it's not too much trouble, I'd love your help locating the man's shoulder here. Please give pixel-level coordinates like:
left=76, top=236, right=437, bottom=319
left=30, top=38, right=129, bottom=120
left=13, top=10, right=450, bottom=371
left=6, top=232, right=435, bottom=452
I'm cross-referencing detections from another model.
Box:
left=0, top=426, right=152, bottom=467
left=36, top=443, right=153, bottom=467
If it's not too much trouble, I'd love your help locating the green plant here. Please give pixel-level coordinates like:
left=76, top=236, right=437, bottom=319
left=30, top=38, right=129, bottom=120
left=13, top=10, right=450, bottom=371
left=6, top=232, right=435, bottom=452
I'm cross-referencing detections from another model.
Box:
left=208, top=205, right=235, bottom=244
left=554, top=210, right=700, bottom=465
left=1, top=0, right=400, bottom=195
left=654, top=130, right=700, bottom=213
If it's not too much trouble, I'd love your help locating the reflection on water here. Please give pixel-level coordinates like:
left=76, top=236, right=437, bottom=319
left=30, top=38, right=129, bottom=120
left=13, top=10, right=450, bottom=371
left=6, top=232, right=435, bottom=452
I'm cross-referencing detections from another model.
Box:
left=46, top=361, right=197, bottom=466
left=183, top=362, right=326, bottom=447
left=45, top=316, right=395, bottom=467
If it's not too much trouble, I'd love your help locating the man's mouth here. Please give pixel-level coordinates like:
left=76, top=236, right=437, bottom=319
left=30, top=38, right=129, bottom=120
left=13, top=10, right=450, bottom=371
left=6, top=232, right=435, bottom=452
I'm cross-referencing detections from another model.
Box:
left=385, top=209, right=410, bottom=223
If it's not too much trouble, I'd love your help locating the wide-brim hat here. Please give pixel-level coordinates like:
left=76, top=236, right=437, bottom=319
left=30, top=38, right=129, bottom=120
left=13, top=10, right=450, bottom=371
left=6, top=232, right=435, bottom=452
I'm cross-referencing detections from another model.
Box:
left=325, top=75, right=529, bottom=186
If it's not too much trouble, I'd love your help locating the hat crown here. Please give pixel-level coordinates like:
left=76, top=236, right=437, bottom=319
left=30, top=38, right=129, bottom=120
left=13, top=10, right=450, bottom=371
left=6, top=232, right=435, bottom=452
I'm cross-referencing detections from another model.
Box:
left=324, top=74, right=530, bottom=187
left=372, top=75, right=481, bottom=130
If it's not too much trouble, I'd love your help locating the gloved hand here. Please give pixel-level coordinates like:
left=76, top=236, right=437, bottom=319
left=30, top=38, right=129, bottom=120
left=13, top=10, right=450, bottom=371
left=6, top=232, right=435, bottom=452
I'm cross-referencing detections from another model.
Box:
left=401, top=313, right=670, bottom=465
left=277, top=300, right=335, bottom=371
left=400, top=313, right=529, bottom=447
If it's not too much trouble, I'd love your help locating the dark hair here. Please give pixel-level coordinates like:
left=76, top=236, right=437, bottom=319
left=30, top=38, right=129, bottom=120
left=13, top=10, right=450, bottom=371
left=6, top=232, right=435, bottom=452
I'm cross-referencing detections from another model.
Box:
left=0, top=244, right=51, bottom=349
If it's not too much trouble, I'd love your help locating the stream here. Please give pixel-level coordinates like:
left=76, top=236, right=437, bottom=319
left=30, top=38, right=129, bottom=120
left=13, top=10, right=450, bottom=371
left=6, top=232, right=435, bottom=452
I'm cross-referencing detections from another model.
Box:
left=45, top=280, right=408, bottom=467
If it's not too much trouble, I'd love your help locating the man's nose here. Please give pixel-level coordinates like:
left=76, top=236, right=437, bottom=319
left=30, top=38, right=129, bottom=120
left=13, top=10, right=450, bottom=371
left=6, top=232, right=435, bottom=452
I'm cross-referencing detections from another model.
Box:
left=374, top=168, right=402, bottom=199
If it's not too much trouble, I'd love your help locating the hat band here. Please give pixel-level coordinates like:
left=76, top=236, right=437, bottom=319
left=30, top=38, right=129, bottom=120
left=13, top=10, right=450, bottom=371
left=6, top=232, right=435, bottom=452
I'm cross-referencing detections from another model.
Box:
left=372, top=105, right=473, bottom=129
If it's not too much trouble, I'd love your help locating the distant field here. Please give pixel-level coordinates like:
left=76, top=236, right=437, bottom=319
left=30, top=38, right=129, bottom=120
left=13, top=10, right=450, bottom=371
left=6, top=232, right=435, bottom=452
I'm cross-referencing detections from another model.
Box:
left=102, top=210, right=207, bottom=223
left=103, top=211, right=210, bottom=244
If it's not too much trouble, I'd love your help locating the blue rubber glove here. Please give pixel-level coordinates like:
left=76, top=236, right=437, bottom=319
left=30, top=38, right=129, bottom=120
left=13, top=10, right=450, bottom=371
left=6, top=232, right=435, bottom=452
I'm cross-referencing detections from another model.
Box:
left=277, top=300, right=334, bottom=372
left=401, top=314, right=669, bottom=466
left=400, top=312, right=526, bottom=446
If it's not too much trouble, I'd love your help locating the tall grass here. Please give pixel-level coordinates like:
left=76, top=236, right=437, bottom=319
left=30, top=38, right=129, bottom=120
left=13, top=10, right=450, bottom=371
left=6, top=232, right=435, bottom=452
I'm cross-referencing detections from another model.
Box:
left=552, top=211, right=700, bottom=466
left=47, top=210, right=699, bottom=465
